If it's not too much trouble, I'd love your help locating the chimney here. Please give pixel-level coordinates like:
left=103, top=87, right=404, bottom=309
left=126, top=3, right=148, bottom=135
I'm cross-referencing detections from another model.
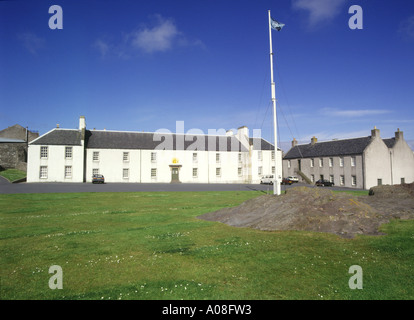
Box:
left=395, top=128, right=403, bottom=141
left=226, top=129, right=234, bottom=136
left=311, top=136, right=317, bottom=145
left=79, top=116, right=86, bottom=140
left=292, top=138, right=298, bottom=148
left=79, top=116, right=86, bottom=131
left=236, top=126, right=250, bottom=150
left=371, top=126, right=380, bottom=139
left=56, top=124, right=60, bottom=128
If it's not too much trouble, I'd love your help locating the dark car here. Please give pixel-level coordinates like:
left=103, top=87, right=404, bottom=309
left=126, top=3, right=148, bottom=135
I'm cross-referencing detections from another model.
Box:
left=281, top=178, right=293, bottom=185
left=92, top=174, right=105, bottom=184
left=315, top=179, right=334, bottom=187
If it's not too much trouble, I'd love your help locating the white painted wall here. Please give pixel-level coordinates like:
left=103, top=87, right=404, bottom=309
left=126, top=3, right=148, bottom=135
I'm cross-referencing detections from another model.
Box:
left=364, top=135, right=391, bottom=189
left=390, top=137, right=414, bottom=185
left=27, top=144, right=84, bottom=182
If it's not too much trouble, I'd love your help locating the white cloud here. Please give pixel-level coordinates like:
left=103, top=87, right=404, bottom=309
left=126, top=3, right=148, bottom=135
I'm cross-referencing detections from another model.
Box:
left=93, top=14, right=205, bottom=58
left=92, top=39, right=110, bottom=58
left=292, top=0, right=347, bottom=26
left=131, top=15, right=180, bottom=53
left=320, top=108, right=392, bottom=117
left=17, top=32, right=45, bottom=55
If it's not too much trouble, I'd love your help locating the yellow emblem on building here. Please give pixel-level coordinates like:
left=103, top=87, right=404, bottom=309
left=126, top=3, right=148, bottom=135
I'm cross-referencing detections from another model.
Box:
left=172, top=158, right=179, bottom=164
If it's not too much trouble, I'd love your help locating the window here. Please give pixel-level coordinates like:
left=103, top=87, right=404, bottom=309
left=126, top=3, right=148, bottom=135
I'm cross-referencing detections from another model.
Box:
left=258, top=166, right=262, bottom=176
left=93, top=151, right=99, bottom=162
left=40, top=146, right=48, bottom=159
left=151, top=152, right=157, bottom=162
left=351, top=156, right=356, bottom=167
left=92, top=168, right=99, bottom=175
left=339, top=157, right=344, bottom=167
left=65, top=166, right=72, bottom=178
left=123, top=152, right=129, bottom=162
left=340, top=175, right=345, bottom=186
left=272, top=166, right=275, bottom=174
left=287, top=160, right=291, bottom=168
left=238, top=167, right=242, bottom=176
left=123, top=168, right=129, bottom=179
left=352, top=175, right=357, bottom=186
left=329, top=158, right=333, bottom=167
left=377, top=178, right=382, bottom=186
left=310, top=174, right=315, bottom=183
left=401, top=178, right=405, bottom=184
left=310, top=158, right=314, bottom=167
left=40, top=166, right=48, bottom=179
left=258, top=151, right=262, bottom=161
left=271, top=151, right=275, bottom=160
left=151, top=168, right=157, bottom=178
left=193, top=153, right=198, bottom=162
left=320, top=174, right=324, bottom=181
left=319, top=158, right=323, bottom=167
left=238, top=153, right=242, bottom=162
left=216, top=167, right=221, bottom=177
left=192, top=168, right=198, bottom=178
left=65, top=147, right=72, bottom=159
left=329, top=175, right=334, bottom=183
left=216, top=153, right=220, bottom=163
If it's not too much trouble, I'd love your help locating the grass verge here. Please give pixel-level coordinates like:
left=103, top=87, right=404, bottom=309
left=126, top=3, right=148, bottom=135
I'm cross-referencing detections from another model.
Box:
left=0, top=190, right=412, bottom=300
left=0, top=169, right=26, bottom=182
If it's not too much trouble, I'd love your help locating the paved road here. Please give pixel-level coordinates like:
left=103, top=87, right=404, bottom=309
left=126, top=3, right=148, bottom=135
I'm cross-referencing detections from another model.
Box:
left=0, top=181, right=364, bottom=194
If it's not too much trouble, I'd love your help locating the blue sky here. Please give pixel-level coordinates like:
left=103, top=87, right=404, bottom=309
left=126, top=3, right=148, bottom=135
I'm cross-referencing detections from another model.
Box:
left=1, top=0, right=414, bottom=151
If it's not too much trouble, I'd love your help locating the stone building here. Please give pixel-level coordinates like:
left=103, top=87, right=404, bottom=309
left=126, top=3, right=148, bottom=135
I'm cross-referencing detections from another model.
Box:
left=27, top=116, right=283, bottom=184
left=282, top=127, right=414, bottom=190
left=0, top=124, right=39, bottom=171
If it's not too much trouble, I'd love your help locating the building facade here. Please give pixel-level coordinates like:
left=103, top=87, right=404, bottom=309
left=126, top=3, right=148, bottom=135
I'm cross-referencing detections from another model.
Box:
left=282, top=127, right=414, bottom=190
left=27, top=116, right=283, bottom=184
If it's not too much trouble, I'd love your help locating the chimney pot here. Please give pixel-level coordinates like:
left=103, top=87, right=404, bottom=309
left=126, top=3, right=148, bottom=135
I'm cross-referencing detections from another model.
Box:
left=371, top=126, right=380, bottom=139
left=311, top=136, right=318, bottom=145
left=395, top=128, right=403, bottom=140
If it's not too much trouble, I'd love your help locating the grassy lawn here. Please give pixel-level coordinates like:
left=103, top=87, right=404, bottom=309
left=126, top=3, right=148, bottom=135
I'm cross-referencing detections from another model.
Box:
left=0, top=190, right=413, bottom=300
left=0, top=169, right=26, bottom=182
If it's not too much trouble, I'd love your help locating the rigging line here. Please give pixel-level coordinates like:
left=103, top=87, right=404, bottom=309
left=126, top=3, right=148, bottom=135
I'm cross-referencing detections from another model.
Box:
left=278, top=103, right=304, bottom=159
left=260, top=100, right=272, bottom=131
left=274, top=60, right=302, bottom=143
left=254, top=68, right=270, bottom=129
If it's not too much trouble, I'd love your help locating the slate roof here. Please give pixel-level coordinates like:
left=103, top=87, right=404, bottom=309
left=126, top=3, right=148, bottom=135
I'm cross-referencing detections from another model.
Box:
left=85, top=130, right=250, bottom=152
left=30, top=129, right=82, bottom=146
left=249, top=138, right=277, bottom=151
left=283, top=136, right=373, bottom=159
left=383, top=138, right=397, bottom=148
left=29, top=128, right=278, bottom=152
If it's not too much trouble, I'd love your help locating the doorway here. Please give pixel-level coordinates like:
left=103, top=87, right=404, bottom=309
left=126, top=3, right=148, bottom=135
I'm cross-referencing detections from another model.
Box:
left=169, top=165, right=182, bottom=183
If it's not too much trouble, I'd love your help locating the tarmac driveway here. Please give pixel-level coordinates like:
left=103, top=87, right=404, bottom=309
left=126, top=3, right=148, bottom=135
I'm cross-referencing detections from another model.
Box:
left=0, top=181, right=363, bottom=194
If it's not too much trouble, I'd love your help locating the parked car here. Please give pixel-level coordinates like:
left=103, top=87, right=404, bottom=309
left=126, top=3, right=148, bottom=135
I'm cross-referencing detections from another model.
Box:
left=282, top=178, right=293, bottom=185
left=92, top=174, right=105, bottom=184
left=315, top=179, right=334, bottom=187
left=260, top=175, right=274, bottom=184
left=287, top=176, right=299, bottom=183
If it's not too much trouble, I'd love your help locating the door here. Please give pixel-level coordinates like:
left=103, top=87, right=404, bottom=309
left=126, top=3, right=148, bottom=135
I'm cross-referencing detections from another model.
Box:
left=171, top=168, right=179, bottom=182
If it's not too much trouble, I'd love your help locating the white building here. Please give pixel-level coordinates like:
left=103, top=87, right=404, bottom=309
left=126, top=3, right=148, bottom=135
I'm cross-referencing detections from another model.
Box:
left=282, top=127, right=414, bottom=190
left=27, top=116, right=282, bottom=184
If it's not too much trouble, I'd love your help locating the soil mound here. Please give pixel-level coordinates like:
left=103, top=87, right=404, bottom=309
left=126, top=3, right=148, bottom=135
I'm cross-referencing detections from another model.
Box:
left=198, top=184, right=414, bottom=238
left=369, top=183, right=414, bottom=198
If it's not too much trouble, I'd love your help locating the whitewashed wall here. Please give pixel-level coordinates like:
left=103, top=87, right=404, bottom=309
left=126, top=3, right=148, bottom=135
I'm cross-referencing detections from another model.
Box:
left=27, top=144, right=84, bottom=182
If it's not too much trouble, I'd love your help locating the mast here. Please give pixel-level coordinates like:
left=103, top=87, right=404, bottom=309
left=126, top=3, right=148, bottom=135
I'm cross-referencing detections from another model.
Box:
left=268, top=10, right=281, bottom=195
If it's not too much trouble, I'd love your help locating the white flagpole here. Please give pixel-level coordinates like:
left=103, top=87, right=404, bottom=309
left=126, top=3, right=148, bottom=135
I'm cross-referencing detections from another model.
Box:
left=268, top=10, right=281, bottom=195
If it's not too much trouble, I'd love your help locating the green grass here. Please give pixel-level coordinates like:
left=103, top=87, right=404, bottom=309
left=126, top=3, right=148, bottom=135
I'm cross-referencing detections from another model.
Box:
left=0, top=190, right=413, bottom=300
left=0, top=169, right=26, bottom=182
